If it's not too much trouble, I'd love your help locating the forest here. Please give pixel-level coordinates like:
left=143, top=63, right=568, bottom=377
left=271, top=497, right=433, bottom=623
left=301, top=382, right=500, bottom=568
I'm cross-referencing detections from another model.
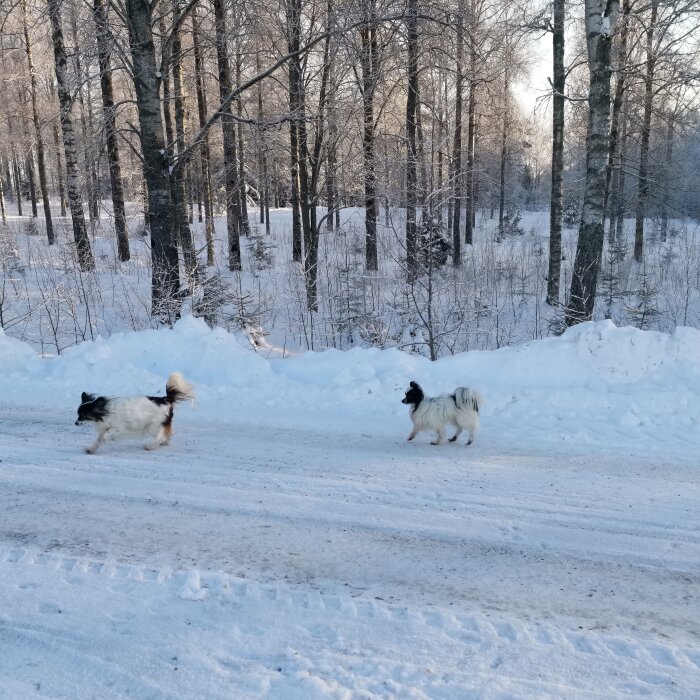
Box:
left=1, top=0, right=699, bottom=357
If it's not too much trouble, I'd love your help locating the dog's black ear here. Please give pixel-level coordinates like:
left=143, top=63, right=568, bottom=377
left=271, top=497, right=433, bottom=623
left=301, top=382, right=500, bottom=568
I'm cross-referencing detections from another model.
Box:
left=81, top=392, right=91, bottom=403
left=409, top=381, right=421, bottom=390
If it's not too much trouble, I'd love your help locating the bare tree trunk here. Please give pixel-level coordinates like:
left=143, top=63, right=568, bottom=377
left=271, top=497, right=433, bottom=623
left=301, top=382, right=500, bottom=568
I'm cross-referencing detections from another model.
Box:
left=290, top=119, right=303, bottom=261
left=325, top=145, right=335, bottom=230
left=52, top=121, right=67, bottom=217
left=604, top=0, right=629, bottom=236
left=304, top=0, right=334, bottom=306
left=213, top=0, right=242, bottom=271
left=286, top=0, right=328, bottom=309
left=22, top=0, right=55, bottom=244
left=659, top=114, right=674, bottom=242
left=498, top=114, right=507, bottom=238
left=25, top=152, right=38, bottom=219
left=235, top=43, right=251, bottom=236
left=547, top=0, right=565, bottom=304
left=125, top=0, right=179, bottom=316
left=465, top=66, right=476, bottom=244
left=47, top=0, right=95, bottom=270
left=405, top=0, right=418, bottom=278
left=255, top=51, right=271, bottom=234
left=566, top=0, right=619, bottom=326
left=286, top=0, right=313, bottom=280
left=171, top=0, right=197, bottom=277
left=192, top=8, right=215, bottom=266
left=612, top=91, right=628, bottom=243
left=70, top=3, right=100, bottom=224
left=450, top=9, right=464, bottom=264
left=634, top=0, right=658, bottom=263
left=416, top=82, right=428, bottom=209
left=497, top=53, right=510, bottom=241
left=93, top=0, right=129, bottom=261
left=12, top=152, right=23, bottom=216
left=0, top=161, right=6, bottom=225
left=360, top=0, right=379, bottom=270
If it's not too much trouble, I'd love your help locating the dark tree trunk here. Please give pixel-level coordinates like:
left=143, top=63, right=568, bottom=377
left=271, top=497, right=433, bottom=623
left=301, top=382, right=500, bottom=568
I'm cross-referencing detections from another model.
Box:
left=305, top=0, right=334, bottom=305
left=498, top=119, right=507, bottom=237
left=450, top=9, right=464, bottom=264
left=360, top=0, right=379, bottom=270
left=22, top=0, right=54, bottom=243
left=566, top=0, right=619, bottom=326
left=25, top=151, right=38, bottom=218
left=235, top=45, right=251, bottom=236
left=192, top=8, right=215, bottom=266
left=612, top=92, right=628, bottom=243
left=256, top=51, right=271, bottom=235
left=286, top=0, right=313, bottom=288
left=465, top=69, right=476, bottom=245
left=634, top=0, right=658, bottom=263
left=12, top=153, right=23, bottom=216
left=93, top=0, right=129, bottom=261
left=498, top=61, right=509, bottom=239
left=48, top=0, right=95, bottom=270
left=70, top=4, right=100, bottom=224
left=416, top=82, right=428, bottom=208
left=170, top=0, right=197, bottom=277
left=290, top=119, right=303, bottom=261
left=405, top=0, right=419, bottom=278
left=659, top=115, right=674, bottom=242
left=0, top=160, right=5, bottom=225
left=603, top=0, right=629, bottom=238
left=52, top=121, right=67, bottom=217
left=547, top=0, right=565, bottom=304
left=213, top=0, right=242, bottom=270
left=125, top=0, right=179, bottom=316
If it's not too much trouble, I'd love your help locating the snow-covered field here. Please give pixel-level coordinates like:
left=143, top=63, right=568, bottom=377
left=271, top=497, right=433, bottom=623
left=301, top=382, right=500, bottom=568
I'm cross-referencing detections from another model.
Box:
left=1, top=318, right=699, bottom=698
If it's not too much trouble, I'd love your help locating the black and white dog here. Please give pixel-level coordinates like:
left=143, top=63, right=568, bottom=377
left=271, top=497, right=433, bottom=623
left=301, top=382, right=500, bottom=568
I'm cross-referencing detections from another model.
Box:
left=402, top=381, right=482, bottom=445
left=75, top=372, right=195, bottom=454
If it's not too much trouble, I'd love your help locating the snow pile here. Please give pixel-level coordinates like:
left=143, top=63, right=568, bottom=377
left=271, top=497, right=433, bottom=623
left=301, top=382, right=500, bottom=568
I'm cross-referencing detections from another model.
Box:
left=2, top=316, right=699, bottom=457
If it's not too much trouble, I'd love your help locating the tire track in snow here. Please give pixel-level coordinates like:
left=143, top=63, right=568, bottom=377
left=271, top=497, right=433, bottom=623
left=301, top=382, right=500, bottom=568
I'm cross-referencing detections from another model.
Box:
left=2, top=545, right=700, bottom=699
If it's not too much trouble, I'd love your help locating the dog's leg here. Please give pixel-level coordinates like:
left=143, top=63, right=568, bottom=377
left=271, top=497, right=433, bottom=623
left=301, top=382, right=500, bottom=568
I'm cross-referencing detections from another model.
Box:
left=145, top=426, right=169, bottom=451
left=407, top=430, right=417, bottom=441
left=466, top=427, right=474, bottom=446
left=86, top=428, right=107, bottom=454
left=449, top=428, right=462, bottom=443
left=431, top=428, right=444, bottom=446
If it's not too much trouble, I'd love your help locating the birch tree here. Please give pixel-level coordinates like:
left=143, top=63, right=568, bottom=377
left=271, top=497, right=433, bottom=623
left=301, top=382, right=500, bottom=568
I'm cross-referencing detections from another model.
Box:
left=47, top=0, right=95, bottom=270
left=566, top=0, right=619, bottom=325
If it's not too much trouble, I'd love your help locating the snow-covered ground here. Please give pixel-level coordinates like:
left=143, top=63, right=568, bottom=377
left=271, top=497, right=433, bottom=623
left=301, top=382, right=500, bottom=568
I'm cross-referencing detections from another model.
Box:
left=1, top=318, right=699, bottom=698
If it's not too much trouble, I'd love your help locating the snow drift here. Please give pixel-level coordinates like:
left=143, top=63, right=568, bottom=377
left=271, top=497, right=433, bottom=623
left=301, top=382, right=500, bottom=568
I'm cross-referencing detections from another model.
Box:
left=1, top=318, right=699, bottom=458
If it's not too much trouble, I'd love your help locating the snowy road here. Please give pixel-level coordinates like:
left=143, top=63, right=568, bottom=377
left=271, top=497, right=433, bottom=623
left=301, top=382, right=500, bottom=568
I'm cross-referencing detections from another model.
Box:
left=1, top=407, right=699, bottom=698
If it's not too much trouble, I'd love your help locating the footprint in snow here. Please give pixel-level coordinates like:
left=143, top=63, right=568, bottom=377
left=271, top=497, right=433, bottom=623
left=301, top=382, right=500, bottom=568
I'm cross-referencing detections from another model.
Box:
left=39, top=602, right=62, bottom=615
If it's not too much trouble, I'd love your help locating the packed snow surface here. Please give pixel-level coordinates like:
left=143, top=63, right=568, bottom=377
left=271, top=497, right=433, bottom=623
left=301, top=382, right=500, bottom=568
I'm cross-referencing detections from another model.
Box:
left=1, top=318, right=698, bottom=698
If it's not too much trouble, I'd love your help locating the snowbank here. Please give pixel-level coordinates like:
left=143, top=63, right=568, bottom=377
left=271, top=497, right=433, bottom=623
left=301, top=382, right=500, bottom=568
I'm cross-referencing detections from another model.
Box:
left=2, top=317, right=698, bottom=457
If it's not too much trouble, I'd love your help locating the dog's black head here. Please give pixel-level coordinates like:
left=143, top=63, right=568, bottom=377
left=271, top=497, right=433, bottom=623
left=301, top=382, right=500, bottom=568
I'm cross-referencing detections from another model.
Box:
left=75, top=393, right=109, bottom=425
left=402, top=381, right=424, bottom=408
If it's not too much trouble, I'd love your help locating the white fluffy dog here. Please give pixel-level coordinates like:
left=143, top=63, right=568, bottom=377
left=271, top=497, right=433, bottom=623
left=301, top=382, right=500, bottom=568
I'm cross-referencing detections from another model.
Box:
left=402, top=381, right=482, bottom=445
left=75, top=373, right=195, bottom=454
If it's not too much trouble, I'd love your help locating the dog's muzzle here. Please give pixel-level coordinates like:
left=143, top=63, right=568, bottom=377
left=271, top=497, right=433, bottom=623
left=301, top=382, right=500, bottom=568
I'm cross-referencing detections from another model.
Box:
left=75, top=419, right=83, bottom=426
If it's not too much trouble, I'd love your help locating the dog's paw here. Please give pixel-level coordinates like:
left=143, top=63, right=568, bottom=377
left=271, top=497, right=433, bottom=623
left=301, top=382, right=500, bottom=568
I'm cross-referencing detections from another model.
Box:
left=430, top=441, right=442, bottom=446
left=448, top=436, right=457, bottom=443
left=466, top=439, right=473, bottom=446
left=143, top=444, right=157, bottom=451
left=85, top=447, right=95, bottom=455
left=407, top=436, right=414, bottom=441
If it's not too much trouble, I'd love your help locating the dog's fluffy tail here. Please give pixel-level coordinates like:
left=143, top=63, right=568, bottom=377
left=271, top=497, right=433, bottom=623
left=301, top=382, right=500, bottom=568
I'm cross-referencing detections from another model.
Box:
left=454, top=387, right=482, bottom=413
left=166, top=372, right=196, bottom=404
